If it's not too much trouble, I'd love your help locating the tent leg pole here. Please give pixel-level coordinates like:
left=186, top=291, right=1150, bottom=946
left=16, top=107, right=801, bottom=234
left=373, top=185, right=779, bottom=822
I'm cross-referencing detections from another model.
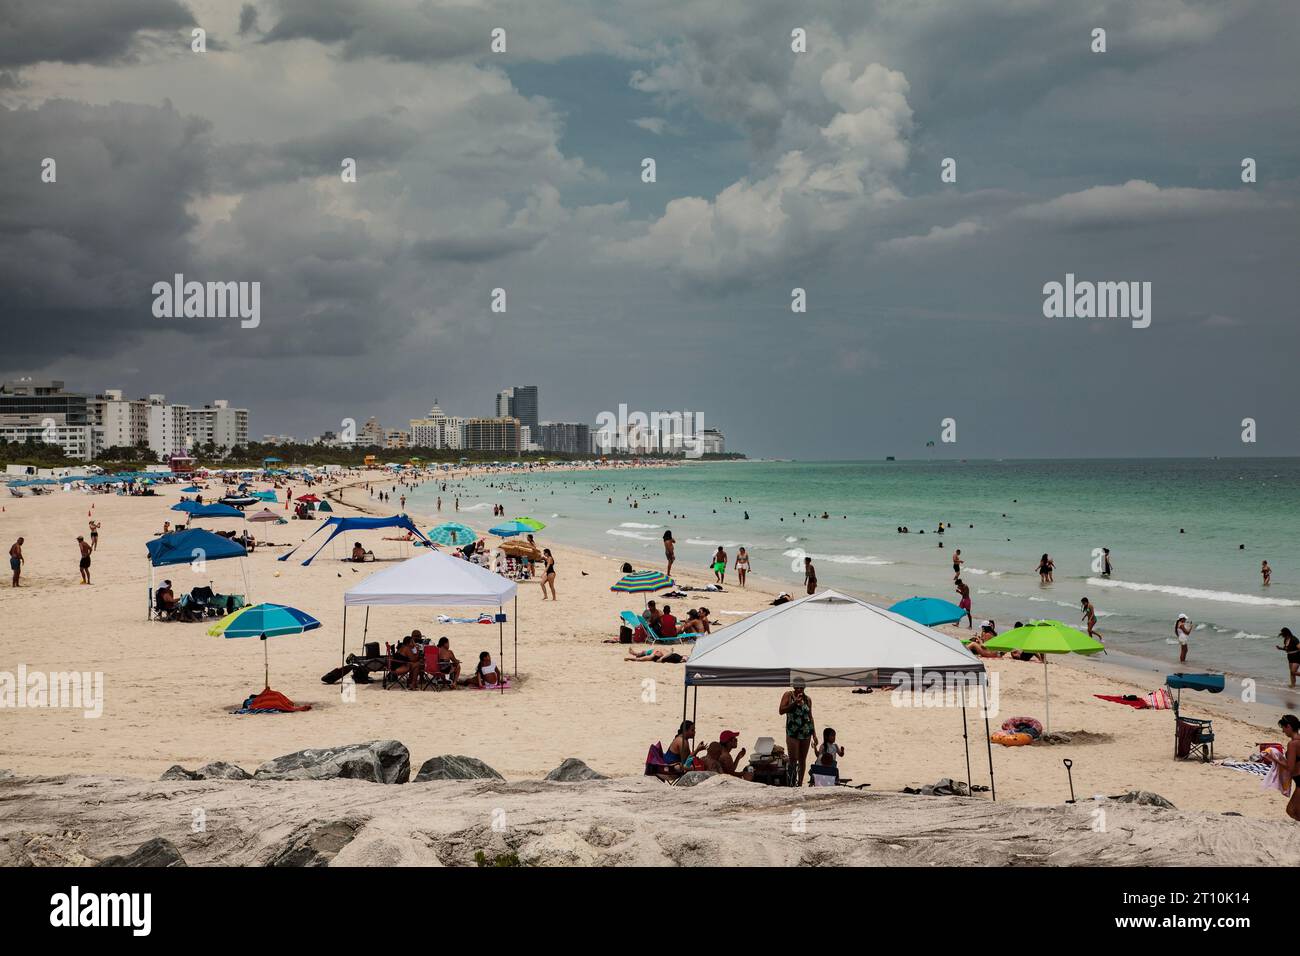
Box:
left=960, top=680, right=972, bottom=793
left=499, top=605, right=504, bottom=695
left=980, top=675, right=996, bottom=802
left=692, top=687, right=698, bottom=729
left=514, top=595, right=518, bottom=677
left=682, top=682, right=688, bottom=724
left=341, top=605, right=347, bottom=669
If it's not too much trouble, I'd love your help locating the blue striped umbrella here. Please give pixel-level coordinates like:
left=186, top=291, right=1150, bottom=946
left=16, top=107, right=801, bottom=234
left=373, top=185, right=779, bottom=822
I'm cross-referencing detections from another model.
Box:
left=426, top=522, right=477, bottom=546
left=611, top=570, right=674, bottom=593
left=490, top=520, right=535, bottom=537
left=208, top=603, right=320, bottom=688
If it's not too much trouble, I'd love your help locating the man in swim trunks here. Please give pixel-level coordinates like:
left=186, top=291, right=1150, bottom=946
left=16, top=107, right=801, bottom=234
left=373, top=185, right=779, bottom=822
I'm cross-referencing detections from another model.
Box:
left=712, top=546, right=727, bottom=585
left=952, top=549, right=963, bottom=580
left=804, top=556, right=817, bottom=595
left=9, top=537, right=22, bottom=587
left=77, top=535, right=92, bottom=585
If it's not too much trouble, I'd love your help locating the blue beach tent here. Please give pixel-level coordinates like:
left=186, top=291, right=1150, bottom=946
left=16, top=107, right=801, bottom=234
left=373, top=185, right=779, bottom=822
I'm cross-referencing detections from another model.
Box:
left=278, top=514, right=431, bottom=565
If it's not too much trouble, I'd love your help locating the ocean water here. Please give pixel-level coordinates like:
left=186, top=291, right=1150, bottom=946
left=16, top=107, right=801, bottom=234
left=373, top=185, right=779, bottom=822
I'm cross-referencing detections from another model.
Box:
left=408, top=459, right=1300, bottom=692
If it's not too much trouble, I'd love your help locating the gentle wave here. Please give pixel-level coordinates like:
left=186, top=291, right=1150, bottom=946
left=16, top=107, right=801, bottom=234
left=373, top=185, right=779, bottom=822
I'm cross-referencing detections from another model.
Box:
left=782, top=549, right=893, bottom=566
left=460, top=502, right=490, bottom=511
left=619, top=522, right=661, bottom=529
left=784, top=536, right=799, bottom=543
left=606, top=528, right=656, bottom=541
left=1087, top=577, right=1300, bottom=608
left=685, top=538, right=742, bottom=547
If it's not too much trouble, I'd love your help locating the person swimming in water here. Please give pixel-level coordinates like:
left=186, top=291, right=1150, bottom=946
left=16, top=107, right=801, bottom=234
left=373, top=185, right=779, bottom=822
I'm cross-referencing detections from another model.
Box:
left=1263, top=560, right=1272, bottom=586
left=1037, top=553, right=1054, bottom=584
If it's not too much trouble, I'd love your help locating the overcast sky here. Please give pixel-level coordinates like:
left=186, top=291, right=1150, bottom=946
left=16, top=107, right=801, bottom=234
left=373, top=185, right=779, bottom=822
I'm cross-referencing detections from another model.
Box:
left=2, top=0, right=1297, bottom=459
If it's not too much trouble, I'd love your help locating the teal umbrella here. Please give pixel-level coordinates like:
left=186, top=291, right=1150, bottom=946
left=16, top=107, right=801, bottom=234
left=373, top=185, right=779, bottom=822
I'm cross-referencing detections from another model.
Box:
left=427, top=522, right=477, bottom=546
left=490, top=520, right=534, bottom=537
left=208, top=603, right=320, bottom=688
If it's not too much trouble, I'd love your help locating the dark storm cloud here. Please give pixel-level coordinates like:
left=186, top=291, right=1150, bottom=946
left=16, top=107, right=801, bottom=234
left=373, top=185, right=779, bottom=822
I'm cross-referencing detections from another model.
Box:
left=0, top=0, right=195, bottom=68
left=238, top=4, right=260, bottom=37
left=260, top=0, right=486, bottom=62
left=412, top=232, right=545, bottom=264
left=0, top=99, right=211, bottom=363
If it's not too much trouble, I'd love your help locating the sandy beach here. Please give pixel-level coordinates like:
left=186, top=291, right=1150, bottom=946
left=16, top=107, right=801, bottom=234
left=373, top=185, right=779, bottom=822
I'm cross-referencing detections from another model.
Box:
left=1, top=468, right=1295, bottom=839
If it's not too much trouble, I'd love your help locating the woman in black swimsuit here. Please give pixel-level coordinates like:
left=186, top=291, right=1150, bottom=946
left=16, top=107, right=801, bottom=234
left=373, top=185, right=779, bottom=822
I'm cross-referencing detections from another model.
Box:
left=540, top=548, right=557, bottom=601
left=1037, top=553, right=1054, bottom=584
left=1277, top=627, right=1300, bottom=688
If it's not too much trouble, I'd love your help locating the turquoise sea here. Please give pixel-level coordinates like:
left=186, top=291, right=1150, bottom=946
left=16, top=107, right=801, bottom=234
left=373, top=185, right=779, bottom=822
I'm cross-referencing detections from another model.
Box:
left=409, top=459, right=1300, bottom=695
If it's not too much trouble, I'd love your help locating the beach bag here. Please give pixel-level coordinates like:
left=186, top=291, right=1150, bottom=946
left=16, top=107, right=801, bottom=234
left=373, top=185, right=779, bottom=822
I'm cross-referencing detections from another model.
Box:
left=633, top=626, right=648, bottom=644
left=618, top=625, right=633, bottom=644
left=321, top=667, right=346, bottom=685
left=364, top=641, right=381, bottom=659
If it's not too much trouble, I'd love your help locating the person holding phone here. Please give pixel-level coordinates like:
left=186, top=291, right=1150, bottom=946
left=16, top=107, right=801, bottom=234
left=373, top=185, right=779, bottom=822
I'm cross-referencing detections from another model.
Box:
left=780, top=678, right=816, bottom=786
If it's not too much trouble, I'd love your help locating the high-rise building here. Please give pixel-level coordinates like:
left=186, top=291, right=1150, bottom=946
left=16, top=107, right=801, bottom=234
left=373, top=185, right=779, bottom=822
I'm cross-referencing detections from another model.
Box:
left=701, top=428, right=725, bottom=455
left=537, top=422, right=590, bottom=456
left=410, top=400, right=464, bottom=449
left=464, top=417, right=520, bottom=453
left=496, top=385, right=538, bottom=431
left=384, top=429, right=409, bottom=449
left=187, top=400, right=249, bottom=452
left=359, top=417, right=385, bottom=447
left=0, top=379, right=93, bottom=460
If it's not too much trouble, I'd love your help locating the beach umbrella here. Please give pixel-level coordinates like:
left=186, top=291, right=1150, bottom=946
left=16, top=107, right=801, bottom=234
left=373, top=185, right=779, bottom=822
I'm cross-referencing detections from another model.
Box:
left=983, top=620, right=1105, bottom=733
left=513, top=517, right=546, bottom=531
left=889, top=596, right=967, bottom=628
left=208, top=603, right=320, bottom=689
left=611, top=570, right=674, bottom=593
left=499, top=539, right=543, bottom=560
left=427, top=522, right=477, bottom=546
left=296, top=493, right=320, bottom=502
left=489, top=520, right=535, bottom=537
left=182, top=485, right=203, bottom=493
left=247, top=508, right=284, bottom=523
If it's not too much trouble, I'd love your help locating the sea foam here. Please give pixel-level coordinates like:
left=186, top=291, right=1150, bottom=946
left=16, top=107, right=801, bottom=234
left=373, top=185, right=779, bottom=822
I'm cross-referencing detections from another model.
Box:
left=1087, top=577, right=1300, bottom=608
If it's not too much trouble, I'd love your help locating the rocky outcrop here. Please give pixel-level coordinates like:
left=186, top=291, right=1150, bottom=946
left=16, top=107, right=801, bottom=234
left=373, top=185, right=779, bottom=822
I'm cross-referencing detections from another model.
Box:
left=265, top=820, right=361, bottom=867
left=255, top=741, right=410, bottom=784
left=674, top=771, right=717, bottom=787
left=414, top=755, right=503, bottom=782
left=545, top=758, right=607, bottom=782
left=96, top=837, right=187, bottom=867
left=1110, top=790, right=1176, bottom=809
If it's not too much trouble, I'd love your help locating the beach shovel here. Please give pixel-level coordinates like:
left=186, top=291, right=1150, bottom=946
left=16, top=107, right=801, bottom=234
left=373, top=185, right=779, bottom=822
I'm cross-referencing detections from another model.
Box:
left=1062, top=758, right=1076, bottom=804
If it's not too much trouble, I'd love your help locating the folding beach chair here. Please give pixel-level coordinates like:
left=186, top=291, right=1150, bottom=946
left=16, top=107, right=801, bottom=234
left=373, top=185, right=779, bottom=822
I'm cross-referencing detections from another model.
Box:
left=1166, top=673, right=1222, bottom=762
left=382, top=643, right=418, bottom=690
left=619, top=611, right=697, bottom=645
left=418, top=644, right=453, bottom=691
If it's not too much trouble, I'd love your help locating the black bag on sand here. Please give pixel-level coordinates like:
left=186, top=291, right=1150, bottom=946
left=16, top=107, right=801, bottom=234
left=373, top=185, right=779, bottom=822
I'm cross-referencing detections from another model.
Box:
left=364, top=641, right=380, bottom=659
left=321, top=667, right=346, bottom=684
left=618, top=625, right=633, bottom=644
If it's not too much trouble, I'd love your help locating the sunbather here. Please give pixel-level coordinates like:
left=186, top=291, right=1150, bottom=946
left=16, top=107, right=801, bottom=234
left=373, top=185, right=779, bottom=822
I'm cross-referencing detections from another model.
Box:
left=625, top=647, right=687, bottom=663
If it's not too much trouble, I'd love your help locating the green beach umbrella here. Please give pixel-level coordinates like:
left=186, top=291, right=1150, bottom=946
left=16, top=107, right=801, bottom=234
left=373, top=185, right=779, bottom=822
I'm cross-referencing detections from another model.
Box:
left=513, top=517, right=546, bottom=531
left=983, top=620, right=1104, bottom=733
left=427, top=522, right=477, bottom=546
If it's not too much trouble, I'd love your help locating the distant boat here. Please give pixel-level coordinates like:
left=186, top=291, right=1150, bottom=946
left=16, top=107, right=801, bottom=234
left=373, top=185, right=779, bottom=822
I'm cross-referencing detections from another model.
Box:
left=885, top=456, right=895, bottom=461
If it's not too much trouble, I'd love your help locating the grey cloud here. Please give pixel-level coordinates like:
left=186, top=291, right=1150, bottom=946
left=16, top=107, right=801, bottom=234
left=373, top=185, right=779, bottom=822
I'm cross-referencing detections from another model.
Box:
left=0, top=0, right=195, bottom=69
left=412, top=232, right=545, bottom=264
left=238, top=4, right=260, bottom=36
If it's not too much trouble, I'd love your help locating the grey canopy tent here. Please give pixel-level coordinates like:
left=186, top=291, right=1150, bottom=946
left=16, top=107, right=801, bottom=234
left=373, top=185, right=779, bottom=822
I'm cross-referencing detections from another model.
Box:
left=341, top=550, right=520, bottom=691
left=683, top=589, right=997, bottom=798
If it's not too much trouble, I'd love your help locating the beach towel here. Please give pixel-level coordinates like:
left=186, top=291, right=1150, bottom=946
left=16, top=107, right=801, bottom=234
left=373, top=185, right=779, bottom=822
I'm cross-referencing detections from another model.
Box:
left=235, top=688, right=311, bottom=714
left=468, top=678, right=511, bottom=691
left=1094, top=694, right=1150, bottom=709
left=436, top=614, right=494, bottom=624
left=1218, top=760, right=1269, bottom=777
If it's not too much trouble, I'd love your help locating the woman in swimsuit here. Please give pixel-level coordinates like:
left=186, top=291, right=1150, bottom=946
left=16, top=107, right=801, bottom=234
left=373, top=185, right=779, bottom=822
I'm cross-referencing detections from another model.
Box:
left=1037, top=553, right=1054, bottom=584
left=735, top=547, right=750, bottom=588
left=780, top=679, right=816, bottom=787
left=1262, top=714, right=1300, bottom=821
left=1080, top=597, right=1101, bottom=641
left=1277, top=627, right=1300, bottom=688
left=955, top=579, right=973, bottom=629
left=666, top=720, right=707, bottom=773
left=470, top=651, right=504, bottom=687
left=1262, top=561, right=1272, bottom=586
left=663, top=531, right=675, bottom=576
left=540, top=548, right=557, bottom=601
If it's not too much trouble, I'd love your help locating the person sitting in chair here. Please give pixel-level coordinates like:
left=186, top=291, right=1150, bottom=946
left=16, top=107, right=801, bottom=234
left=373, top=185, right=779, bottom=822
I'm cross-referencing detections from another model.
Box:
left=702, top=730, right=752, bottom=779
left=391, top=635, right=424, bottom=688
left=351, top=541, right=374, bottom=562
left=436, top=637, right=462, bottom=686
left=156, top=580, right=179, bottom=616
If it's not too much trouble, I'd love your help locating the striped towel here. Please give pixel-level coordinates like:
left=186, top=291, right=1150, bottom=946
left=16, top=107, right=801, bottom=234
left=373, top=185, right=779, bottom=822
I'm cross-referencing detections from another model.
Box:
left=1218, top=760, right=1269, bottom=777
left=1145, top=687, right=1173, bottom=710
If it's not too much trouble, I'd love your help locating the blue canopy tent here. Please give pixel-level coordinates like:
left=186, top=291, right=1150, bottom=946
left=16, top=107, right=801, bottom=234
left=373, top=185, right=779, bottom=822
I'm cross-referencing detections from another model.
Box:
left=173, top=502, right=245, bottom=520
left=145, top=529, right=249, bottom=621
left=278, top=514, right=431, bottom=566
left=889, top=596, right=967, bottom=627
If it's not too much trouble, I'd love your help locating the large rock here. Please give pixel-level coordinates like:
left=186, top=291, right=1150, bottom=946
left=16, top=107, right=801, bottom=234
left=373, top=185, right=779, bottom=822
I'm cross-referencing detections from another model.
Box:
left=414, top=755, right=503, bottom=782
left=1109, top=790, right=1176, bottom=809
left=265, top=820, right=361, bottom=867
left=196, top=761, right=252, bottom=780
left=544, top=758, right=607, bottom=782
left=255, top=741, right=410, bottom=784
left=160, top=765, right=202, bottom=781
left=96, top=837, right=187, bottom=867
left=673, top=771, right=717, bottom=788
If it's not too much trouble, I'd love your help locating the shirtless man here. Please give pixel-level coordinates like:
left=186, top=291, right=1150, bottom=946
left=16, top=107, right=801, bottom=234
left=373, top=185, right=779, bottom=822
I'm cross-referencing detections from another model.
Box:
left=77, top=535, right=92, bottom=585
left=702, top=731, right=751, bottom=779
left=9, top=537, right=23, bottom=587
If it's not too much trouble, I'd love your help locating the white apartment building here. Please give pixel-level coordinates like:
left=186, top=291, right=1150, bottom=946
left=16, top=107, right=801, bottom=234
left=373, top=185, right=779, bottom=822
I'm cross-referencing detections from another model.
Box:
left=188, top=400, right=249, bottom=452
left=409, top=401, right=466, bottom=450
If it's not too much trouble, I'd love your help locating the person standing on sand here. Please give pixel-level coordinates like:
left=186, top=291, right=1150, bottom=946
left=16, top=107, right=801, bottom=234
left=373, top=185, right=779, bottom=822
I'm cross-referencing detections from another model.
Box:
left=9, top=537, right=23, bottom=587
left=663, top=530, right=675, bottom=576
left=803, top=556, right=817, bottom=595
left=1263, top=560, right=1272, bottom=586
left=1277, top=628, right=1300, bottom=688
left=1175, top=613, right=1192, bottom=663
left=540, top=548, right=557, bottom=601
left=780, top=678, right=816, bottom=787
left=955, top=579, right=973, bottom=629
left=1080, top=597, right=1101, bottom=641
left=77, top=535, right=92, bottom=585
left=88, top=520, right=100, bottom=551
left=1263, top=715, right=1300, bottom=821
left=735, top=547, right=750, bottom=588
left=712, top=546, right=727, bottom=585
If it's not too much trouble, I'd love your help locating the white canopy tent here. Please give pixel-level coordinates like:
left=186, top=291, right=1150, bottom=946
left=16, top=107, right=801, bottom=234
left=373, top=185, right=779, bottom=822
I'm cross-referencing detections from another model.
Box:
left=683, top=590, right=996, bottom=797
left=341, top=550, right=519, bottom=688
